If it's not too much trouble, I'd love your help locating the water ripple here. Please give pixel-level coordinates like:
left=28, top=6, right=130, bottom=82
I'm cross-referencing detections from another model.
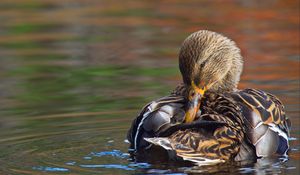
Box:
left=80, top=164, right=134, bottom=171
left=128, top=162, right=151, bottom=168
left=65, top=161, right=76, bottom=166
left=80, top=162, right=151, bottom=171
left=289, top=137, right=298, bottom=141
left=89, top=149, right=130, bottom=159
left=32, top=166, right=69, bottom=172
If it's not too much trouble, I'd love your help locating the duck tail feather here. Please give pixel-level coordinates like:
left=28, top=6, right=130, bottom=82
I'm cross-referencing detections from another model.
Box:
left=177, top=153, right=225, bottom=166
left=144, top=137, right=173, bottom=150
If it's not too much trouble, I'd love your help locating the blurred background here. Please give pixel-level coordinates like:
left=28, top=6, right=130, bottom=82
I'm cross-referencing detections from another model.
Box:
left=0, top=0, right=299, bottom=174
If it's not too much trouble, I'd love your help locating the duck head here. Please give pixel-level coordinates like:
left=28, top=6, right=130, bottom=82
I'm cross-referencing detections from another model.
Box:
left=179, top=30, right=244, bottom=123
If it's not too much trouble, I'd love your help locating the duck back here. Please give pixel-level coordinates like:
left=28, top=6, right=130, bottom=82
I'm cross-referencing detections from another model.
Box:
left=230, top=88, right=291, bottom=157
left=127, top=87, right=291, bottom=164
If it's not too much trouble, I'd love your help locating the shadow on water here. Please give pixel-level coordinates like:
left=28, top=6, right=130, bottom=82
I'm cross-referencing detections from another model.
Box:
left=0, top=0, right=299, bottom=174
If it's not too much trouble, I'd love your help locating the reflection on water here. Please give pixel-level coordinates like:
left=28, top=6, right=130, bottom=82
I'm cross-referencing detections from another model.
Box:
left=0, top=0, right=299, bottom=174
left=32, top=166, right=69, bottom=172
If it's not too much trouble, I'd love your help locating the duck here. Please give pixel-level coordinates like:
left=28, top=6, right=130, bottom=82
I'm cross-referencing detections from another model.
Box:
left=127, top=30, right=291, bottom=165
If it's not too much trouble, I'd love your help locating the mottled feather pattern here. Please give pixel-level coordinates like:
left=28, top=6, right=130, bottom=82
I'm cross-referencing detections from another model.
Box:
left=231, top=88, right=290, bottom=135
left=171, top=83, right=187, bottom=96
left=128, top=85, right=290, bottom=163
left=202, top=92, right=245, bottom=134
left=161, top=92, right=246, bottom=161
left=230, top=88, right=290, bottom=156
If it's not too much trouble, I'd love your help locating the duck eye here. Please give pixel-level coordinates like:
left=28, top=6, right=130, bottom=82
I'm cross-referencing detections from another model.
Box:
left=190, top=90, right=195, bottom=97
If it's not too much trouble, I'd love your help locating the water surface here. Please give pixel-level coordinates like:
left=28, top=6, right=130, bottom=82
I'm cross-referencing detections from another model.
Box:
left=0, top=0, right=299, bottom=174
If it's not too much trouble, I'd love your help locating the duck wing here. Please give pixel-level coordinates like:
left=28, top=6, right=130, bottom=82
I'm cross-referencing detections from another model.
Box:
left=145, top=92, right=247, bottom=165
left=127, top=95, right=186, bottom=151
left=230, top=88, right=291, bottom=157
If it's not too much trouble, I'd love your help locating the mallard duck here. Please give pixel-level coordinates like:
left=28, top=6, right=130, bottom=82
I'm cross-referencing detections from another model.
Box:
left=127, top=30, right=291, bottom=165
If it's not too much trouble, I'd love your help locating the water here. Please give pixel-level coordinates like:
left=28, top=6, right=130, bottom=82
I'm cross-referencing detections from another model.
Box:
left=0, top=0, right=299, bottom=174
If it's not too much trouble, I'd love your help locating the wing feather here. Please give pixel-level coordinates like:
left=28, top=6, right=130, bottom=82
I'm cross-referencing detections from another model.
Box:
left=230, top=88, right=290, bottom=156
left=127, top=95, right=185, bottom=151
left=142, top=92, right=246, bottom=163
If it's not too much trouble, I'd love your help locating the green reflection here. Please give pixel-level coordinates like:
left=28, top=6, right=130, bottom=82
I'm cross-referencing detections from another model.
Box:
left=8, top=23, right=59, bottom=35
left=5, top=62, right=177, bottom=117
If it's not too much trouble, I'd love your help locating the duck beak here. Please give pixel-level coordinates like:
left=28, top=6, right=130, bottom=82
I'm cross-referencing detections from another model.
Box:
left=185, top=92, right=202, bottom=123
left=185, top=81, right=206, bottom=123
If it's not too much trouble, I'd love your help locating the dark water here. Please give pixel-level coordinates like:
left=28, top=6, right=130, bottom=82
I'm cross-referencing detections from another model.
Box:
left=0, top=0, right=299, bottom=174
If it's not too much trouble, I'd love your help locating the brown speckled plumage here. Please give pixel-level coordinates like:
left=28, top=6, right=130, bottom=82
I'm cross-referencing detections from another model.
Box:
left=127, top=30, right=291, bottom=165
